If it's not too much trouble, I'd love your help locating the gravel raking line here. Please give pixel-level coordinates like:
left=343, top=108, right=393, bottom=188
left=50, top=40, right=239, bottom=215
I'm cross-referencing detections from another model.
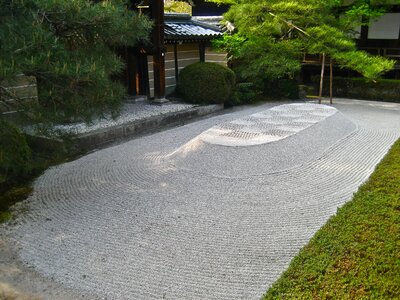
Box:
left=2, top=100, right=399, bottom=299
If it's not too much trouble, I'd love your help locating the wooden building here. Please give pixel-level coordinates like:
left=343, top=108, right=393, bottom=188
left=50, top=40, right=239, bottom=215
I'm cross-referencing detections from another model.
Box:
left=150, top=13, right=226, bottom=97
left=127, top=1, right=226, bottom=101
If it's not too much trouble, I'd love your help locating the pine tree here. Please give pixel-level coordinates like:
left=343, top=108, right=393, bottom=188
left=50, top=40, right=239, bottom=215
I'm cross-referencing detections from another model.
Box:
left=0, top=0, right=152, bottom=123
left=210, top=0, right=396, bottom=82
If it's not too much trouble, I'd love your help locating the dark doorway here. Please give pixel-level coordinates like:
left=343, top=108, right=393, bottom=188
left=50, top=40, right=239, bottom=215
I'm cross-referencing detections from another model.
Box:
left=126, top=48, right=149, bottom=96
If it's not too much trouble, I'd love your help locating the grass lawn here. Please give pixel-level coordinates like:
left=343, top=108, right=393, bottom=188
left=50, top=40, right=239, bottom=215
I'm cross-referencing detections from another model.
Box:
left=264, top=139, right=400, bottom=299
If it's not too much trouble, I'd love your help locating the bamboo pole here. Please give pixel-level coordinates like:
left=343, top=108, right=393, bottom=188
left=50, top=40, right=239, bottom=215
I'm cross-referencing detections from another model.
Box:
left=319, top=53, right=326, bottom=104
left=330, top=58, right=333, bottom=104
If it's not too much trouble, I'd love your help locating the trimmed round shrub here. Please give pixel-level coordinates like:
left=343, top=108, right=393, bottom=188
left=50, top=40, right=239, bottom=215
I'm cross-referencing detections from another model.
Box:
left=0, top=119, right=31, bottom=185
left=177, top=62, right=235, bottom=104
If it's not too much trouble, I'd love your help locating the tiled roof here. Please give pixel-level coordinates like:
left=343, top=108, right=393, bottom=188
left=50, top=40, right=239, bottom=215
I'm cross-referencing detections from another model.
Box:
left=164, top=13, right=223, bottom=42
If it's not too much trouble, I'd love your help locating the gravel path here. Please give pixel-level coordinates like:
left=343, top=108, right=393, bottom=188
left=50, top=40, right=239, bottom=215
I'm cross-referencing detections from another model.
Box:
left=1, top=99, right=399, bottom=299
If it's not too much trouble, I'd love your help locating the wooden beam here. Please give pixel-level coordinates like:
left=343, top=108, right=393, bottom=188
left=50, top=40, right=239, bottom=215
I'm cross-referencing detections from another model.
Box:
left=174, top=44, right=179, bottom=82
left=151, top=0, right=166, bottom=100
left=199, top=43, right=205, bottom=62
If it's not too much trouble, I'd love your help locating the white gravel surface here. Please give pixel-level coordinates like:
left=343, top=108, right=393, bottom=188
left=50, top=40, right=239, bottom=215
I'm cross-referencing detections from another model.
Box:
left=54, top=101, right=195, bottom=134
left=1, top=99, right=399, bottom=299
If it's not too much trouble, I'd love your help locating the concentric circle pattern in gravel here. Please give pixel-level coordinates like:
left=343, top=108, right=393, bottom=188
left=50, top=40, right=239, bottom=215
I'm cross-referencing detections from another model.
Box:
left=2, top=100, right=400, bottom=299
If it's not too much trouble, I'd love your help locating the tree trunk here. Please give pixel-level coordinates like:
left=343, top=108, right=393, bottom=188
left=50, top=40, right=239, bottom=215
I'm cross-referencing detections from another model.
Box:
left=319, top=53, right=326, bottom=104
left=330, top=59, right=333, bottom=104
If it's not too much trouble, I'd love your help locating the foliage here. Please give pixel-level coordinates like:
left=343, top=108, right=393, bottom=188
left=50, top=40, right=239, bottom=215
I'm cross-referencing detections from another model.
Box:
left=311, top=76, right=400, bottom=102
left=264, top=138, right=400, bottom=299
left=177, top=62, right=236, bottom=104
left=165, top=0, right=192, bottom=13
left=343, top=0, right=398, bottom=20
left=235, top=82, right=260, bottom=104
left=0, top=0, right=152, bottom=123
left=0, top=135, right=70, bottom=222
left=264, top=78, right=299, bottom=100
left=0, top=119, right=31, bottom=185
left=0, top=1, right=151, bottom=216
left=333, top=50, right=395, bottom=79
left=0, top=186, right=32, bottom=223
left=0, top=120, right=72, bottom=222
left=210, top=0, right=396, bottom=81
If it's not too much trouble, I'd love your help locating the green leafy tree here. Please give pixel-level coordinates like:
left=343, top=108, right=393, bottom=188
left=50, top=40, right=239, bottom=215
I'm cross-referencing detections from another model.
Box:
left=165, top=0, right=192, bottom=13
left=210, top=0, right=397, bottom=83
left=0, top=0, right=152, bottom=123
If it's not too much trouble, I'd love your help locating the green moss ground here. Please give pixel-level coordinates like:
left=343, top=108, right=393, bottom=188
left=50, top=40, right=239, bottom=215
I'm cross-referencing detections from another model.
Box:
left=264, top=139, right=400, bottom=299
left=0, top=139, right=70, bottom=223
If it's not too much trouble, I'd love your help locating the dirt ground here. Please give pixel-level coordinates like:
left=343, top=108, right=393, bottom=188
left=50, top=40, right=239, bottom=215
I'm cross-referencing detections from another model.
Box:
left=0, top=236, right=92, bottom=300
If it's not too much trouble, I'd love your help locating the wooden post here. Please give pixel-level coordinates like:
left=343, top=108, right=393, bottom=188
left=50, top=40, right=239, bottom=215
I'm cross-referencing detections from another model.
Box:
left=174, top=44, right=179, bottom=82
left=126, top=47, right=137, bottom=95
left=319, top=53, right=326, bottom=104
left=151, top=0, right=166, bottom=101
left=199, top=43, right=205, bottom=62
left=330, top=58, right=333, bottom=105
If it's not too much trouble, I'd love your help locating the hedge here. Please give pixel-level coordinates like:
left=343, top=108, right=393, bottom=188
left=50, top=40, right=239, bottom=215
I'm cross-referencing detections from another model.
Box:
left=177, top=62, right=235, bottom=105
left=310, top=76, right=400, bottom=102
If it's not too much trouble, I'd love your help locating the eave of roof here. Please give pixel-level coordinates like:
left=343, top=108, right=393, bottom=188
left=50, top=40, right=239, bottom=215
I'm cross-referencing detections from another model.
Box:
left=164, top=13, right=223, bottom=43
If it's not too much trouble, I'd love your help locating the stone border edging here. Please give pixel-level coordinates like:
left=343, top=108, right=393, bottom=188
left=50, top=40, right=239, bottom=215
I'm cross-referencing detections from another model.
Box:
left=71, top=104, right=224, bottom=152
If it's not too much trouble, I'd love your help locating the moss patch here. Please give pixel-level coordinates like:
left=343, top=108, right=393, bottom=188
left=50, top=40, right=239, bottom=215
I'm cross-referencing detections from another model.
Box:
left=0, top=135, right=71, bottom=223
left=264, top=139, right=400, bottom=299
